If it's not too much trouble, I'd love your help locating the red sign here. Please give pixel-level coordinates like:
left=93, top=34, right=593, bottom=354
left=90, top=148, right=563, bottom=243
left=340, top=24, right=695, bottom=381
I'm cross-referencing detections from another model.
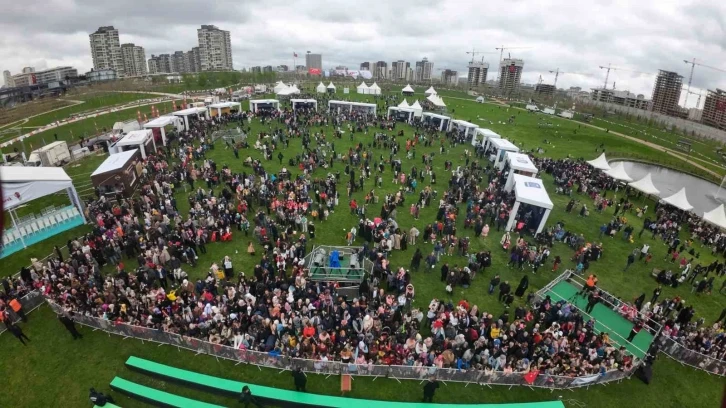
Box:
left=308, top=68, right=321, bottom=75
left=508, top=65, right=516, bottom=73
left=717, top=100, right=726, bottom=112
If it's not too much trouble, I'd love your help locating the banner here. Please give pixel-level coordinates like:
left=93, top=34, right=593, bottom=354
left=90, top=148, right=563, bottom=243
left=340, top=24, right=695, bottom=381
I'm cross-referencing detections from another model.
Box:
left=308, top=68, right=322, bottom=75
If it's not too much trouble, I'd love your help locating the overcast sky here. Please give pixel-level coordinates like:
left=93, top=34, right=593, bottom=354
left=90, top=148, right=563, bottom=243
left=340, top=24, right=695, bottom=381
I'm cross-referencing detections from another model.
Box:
left=1, top=0, right=725, bottom=108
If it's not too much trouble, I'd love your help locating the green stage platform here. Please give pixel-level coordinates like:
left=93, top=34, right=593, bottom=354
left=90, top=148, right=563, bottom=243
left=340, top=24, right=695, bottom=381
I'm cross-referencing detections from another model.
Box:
left=126, top=356, right=565, bottom=408
left=544, top=281, right=654, bottom=358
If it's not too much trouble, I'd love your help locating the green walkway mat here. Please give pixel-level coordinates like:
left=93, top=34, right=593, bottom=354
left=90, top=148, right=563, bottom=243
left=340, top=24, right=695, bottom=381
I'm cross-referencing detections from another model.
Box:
left=126, top=356, right=565, bottom=408
left=110, top=377, right=224, bottom=408
left=544, top=280, right=654, bottom=358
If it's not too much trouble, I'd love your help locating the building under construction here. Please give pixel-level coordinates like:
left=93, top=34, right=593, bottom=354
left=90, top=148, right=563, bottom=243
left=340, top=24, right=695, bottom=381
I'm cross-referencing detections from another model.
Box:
left=651, top=70, right=683, bottom=116
left=535, top=83, right=556, bottom=98
left=701, top=89, right=726, bottom=130
left=590, top=88, right=650, bottom=110
left=467, top=62, right=488, bottom=88
left=498, top=58, right=524, bottom=96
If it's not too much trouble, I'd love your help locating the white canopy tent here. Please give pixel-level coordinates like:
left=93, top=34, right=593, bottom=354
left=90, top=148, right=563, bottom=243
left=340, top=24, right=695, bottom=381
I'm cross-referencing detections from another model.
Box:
left=172, top=106, right=209, bottom=131
left=316, top=82, right=326, bottom=93
left=208, top=101, right=242, bottom=118
left=291, top=99, right=318, bottom=111
left=450, top=119, right=479, bottom=142
left=504, top=153, right=539, bottom=191
left=476, top=128, right=501, bottom=150
left=661, top=188, right=693, bottom=212
left=424, top=86, right=436, bottom=95
left=387, top=107, right=416, bottom=122
left=398, top=99, right=410, bottom=108
left=0, top=166, right=85, bottom=250
left=421, top=112, right=451, bottom=131
left=143, top=115, right=183, bottom=146
left=327, top=82, right=336, bottom=93
left=410, top=100, right=423, bottom=117
left=402, top=84, right=415, bottom=95
left=369, top=82, right=381, bottom=95
left=328, top=100, right=377, bottom=115
left=276, top=86, right=300, bottom=96
left=489, top=138, right=520, bottom=170
left=506, top=174, right=554, bottom=234
left=476, top=96, right=485, bottom=103
left=605, top=162, right=633, bottom=182
left=249, top=99, right=281, bottom=113
left=628, top=173, right=660, bottom=196
left=427, top=93, right=446, bottom=107
left=586, top=153, right=611, bottom=171
left=273, top=81, right=287, bottom=93
left=110, top=129, right=156, bottom=159
left=357, top=82, right=369, bottom=94
left=703, top=204, right=726, bottom=229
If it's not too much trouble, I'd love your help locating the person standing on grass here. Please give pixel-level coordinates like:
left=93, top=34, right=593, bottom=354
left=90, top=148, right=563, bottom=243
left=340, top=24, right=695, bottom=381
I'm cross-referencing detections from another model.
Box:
left=640, top=243, right=650, bottom=259
left=58, top=312, right=83, bottom=340
left=651, top=286, right=662, bottom=304
left=292, top=367, right=307, bottom=392
left=5, top=321, right=30, bottom=345
left=623, top=252, right=635, bottom=272
left=422, top=377, right=439, bottom=403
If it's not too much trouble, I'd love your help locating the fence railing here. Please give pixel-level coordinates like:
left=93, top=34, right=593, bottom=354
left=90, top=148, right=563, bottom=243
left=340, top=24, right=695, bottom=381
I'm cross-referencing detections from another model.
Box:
left=45, top=300, right=635, bottom=389
left=0, top=291, right=46, bottom=334
left=655, top=335, right=726, bottom=377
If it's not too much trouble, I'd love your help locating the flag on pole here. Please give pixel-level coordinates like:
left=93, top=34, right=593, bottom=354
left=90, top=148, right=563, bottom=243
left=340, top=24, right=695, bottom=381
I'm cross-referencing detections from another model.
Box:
left=172, top=100, right=177, bottom=111
left=143, top=113, right=148, bottom=122
left=137, top=110, right=142, bottom=124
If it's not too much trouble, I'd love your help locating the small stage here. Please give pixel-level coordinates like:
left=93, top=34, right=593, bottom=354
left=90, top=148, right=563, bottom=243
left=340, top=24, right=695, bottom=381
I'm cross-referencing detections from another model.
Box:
left=305, top=245, right=372, bottom=283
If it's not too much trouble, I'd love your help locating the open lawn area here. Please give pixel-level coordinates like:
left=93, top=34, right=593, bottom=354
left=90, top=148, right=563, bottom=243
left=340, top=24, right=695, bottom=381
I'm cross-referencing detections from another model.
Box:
left=0, top=92, right=724, bottom=408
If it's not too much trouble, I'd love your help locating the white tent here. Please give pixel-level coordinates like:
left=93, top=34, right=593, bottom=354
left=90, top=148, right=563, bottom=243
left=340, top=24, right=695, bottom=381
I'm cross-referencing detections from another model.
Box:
left=290, top=84, right=300, bottom=93
left=291, top=99, right=318, bottom=111
left=410, top=100, right=423, bottom=117
left=506, top=174, right=553, bottom=234
left=450, top=119, right=479, bottom=143
left=172, top=106, right=209, bottom=130
left=475, top=128, right=501, bottom=150
left=328, top=100, right=376, bottom=115
left=144, top=115, right=183, bottom=146
left=504, top=152, right=539, bottom=191
left=387, top=107, right=416, bottom=122
left=628, top=173, right=660, bottom=196
left=476, top=96, right=485, bottom=103
left=427, top=93, right=446, bottom=107
left=402, top=84, right=415, bottom=95
left=586, top=153, right=611, bottom=171
left=489, top=138, right=520, bottom=169
left=0, top=166, right=85, bottom=250
left=110, top=129, right=156, bottom=159
left=421, top=112, right=450, bottom=131
left=369, top=82, right=381, bottom=95
left=249, top=99, right=281, bottom=113
left=661, top=188, right=693, bottom=211
left=273, top=81, right=287, bottom=93
left=398, top=99, right=410, bottom=108
left=327, top=82, right=336, bottom=92
left=357, top=82, right=369, bottom=94
left=703, top=204, right=726, bottom=229
left=424, top=86, right=436, bottom=95
left=605, top=162, right=633, bottom=182
left=316, top=82, right=326, bottom=93
left=208, top=101, right=242, bottom=118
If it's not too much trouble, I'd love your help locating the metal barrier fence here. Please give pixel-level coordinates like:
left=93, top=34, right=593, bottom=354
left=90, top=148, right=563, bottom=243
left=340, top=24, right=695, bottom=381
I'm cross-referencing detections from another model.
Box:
left=655, top=335, right=726, bottom=377
left=45, top=300, right=635, bottom=389
left=0, top=291, right=46, bottom=335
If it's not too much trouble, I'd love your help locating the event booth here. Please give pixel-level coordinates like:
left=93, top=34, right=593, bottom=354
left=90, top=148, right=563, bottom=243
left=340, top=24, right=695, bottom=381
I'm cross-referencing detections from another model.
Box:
left=422, top=112, right=451, bottom=131
left=475, top=128, right=501, bottom=149
left=108, top=129, right=157, bottom=159
left=410, top=100, right=423, bottom=117
left=291, top=99, right=318, bottom=111
left=427, top=93, right=446, bottom=108
left=476, top=96, right=485, bottom=103
left=703, top=204, right=726, bottom=229
left=661, top=188, right=693, bottom=212
left=273, top=81, right=287, bottom=93
left=91, top=149, right=142, bottom=198
left=328, top=100, right=376, bottom=115
left=276, top=85, right=300, bottom=96
left=628, top=173, right=660, bottom=196
left=504, top=152, right=539, bottom=191
left=208, top=101, right=241, bottom=118
left=605, top=162, right=633, bottom=183
left=586, top=153, right=611, bottom=171
left=505, top=174, right=553, bottom=234
left=0, top=166, right=85, bottom=258
left=249, top=99, right=281, bottom=113
left=357, top=82, right=369, bottom=94
left=143, top=115, right=183, bottom=146
left=450, top=119, right=479, bottom=141
left=387, top=107, right=416, bottom=122
left=316, top=82, right=326, bottom=93
left=172, top=106, right=209, bottom=131
left=402, top=84, right=415, bottom=96
left=368, top=82, right=381, bottom=95
left=489, top=138, right=520, bottom=170
left=327, top=82, right=336, bottom=94
left=424, top=86, right=436, bottom=95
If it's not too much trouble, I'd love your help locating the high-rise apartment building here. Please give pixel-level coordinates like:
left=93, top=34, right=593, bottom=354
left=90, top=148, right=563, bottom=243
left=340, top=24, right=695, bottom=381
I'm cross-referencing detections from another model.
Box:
left=360, top=62, right=370, bottom=71
left=147, top=57, right=159, bottom=74
left=11, top=66, right=77, bottom=86
left=183, top=47, right=202, bottom=73
left=701, top=89, right=726, bottom=130
left=89, top=26, right=125, bottom=76
left=306, top=53, right=323, bottom=71
left=498, top=58, right=524, bottom=96
left=374, top=61, right=388, bottom=79
left=415, top=58, right=434, bottom=82
left=251, top=66, right=262, bottom=74
left=277, top=65, right=289, bottom=72
left=391, top=60, right=410, bottom=81
left=467, top=62, right=489, bottom=88
left=262, top=66, right=273, bottom=73
left=651, top=70, right=683, bottom=116
left=172, top=51, right=187, bottom=73
left=440, top=69, right=458, bottom=85
left=120, top=43, right=147, bottom=77
left=535, top=83, right=556, bottom=98
left=197, top=25, right=233, bottom=71
left=3, top=70, right=13, bottom=87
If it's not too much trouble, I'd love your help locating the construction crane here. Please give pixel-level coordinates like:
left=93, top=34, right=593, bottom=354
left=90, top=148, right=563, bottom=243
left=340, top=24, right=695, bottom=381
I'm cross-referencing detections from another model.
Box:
left=548, top=68, right=591, bottom=88
left=599, top=64, right=653, bottom=89
left=466, top=49, right=497, bottom=64
left=682, top=87, right=705, bottom=109
left=683, top=58, right=726, bottom=107
left=495, top=46, right=532, bottom=63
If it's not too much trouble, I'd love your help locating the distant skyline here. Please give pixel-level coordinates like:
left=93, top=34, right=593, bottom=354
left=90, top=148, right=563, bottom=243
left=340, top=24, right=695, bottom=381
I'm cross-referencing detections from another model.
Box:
left=1, top=0, right=725, bottom=108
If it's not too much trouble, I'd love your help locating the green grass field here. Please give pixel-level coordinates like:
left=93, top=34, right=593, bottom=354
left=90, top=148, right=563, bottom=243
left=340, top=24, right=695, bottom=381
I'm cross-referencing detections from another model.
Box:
left=0, top=91, right=724, bottom=408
